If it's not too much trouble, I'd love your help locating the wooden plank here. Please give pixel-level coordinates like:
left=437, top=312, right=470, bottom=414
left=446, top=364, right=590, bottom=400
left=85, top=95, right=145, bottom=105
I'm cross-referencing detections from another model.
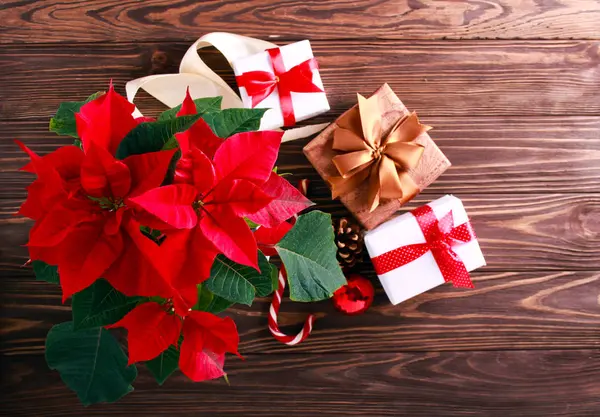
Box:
left=1, top=0, right=600, bottom=43
left=2, top=350, right=599, bottom=416
left=1, top=40, right=600, bottom=119
left=3, top=116, right=600, bottom=198
left=2, top=193, right=600, bottom=271
left=2, top=269, right=599, bottom=355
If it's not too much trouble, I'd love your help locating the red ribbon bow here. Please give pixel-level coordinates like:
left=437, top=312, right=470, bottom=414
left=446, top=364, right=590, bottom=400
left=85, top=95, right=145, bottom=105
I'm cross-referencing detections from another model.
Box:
left=235, top=47, right=323, bottom=126
left=371, top=205, right=475, bottom=288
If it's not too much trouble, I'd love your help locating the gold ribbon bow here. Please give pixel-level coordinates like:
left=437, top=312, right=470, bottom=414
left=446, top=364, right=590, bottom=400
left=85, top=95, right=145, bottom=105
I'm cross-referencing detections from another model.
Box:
left=329, top=93, right=430, bottom=212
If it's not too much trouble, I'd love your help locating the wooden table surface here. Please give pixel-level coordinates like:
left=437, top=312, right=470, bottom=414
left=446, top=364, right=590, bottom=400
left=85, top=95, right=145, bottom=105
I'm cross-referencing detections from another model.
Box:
left=1, top=1, right=600, bottom=416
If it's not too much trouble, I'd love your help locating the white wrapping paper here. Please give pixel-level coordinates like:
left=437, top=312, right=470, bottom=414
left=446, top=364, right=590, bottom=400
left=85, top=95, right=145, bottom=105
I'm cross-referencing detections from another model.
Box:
left=364, top=195, right=486, bottom=305
left=231, top=40, right=330, bottom=130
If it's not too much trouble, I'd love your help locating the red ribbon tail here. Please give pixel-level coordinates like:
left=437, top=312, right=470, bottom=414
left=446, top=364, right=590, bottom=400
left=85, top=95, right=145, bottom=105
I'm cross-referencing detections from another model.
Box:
left=277, top=88, right=296, bottom=126
left=250, top=85, right=276, bottom=108
left=236, top=72, right=277, bottom=108
left=371, top=243, right=431, bottom=275
left=433, top=247, right=474, bottom=289
left=280, top=58, right=324, bottom=94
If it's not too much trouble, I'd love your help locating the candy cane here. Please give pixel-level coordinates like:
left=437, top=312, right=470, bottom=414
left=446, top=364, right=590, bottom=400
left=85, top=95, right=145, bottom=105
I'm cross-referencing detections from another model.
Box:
left=268, top=267, right=316, bottom=345
left=268, top=179, right=315, bottom=345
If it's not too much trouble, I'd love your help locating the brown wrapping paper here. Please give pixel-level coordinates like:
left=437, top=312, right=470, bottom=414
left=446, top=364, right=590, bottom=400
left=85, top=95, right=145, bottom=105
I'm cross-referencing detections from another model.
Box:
left=303, top=84, right=451, bottom=229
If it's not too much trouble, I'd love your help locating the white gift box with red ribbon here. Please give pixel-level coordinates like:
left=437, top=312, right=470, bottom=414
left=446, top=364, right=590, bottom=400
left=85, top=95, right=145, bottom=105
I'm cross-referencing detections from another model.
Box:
left=364, top=195, right=486, bottom=305
left=231, top=40, right=330, bottom=130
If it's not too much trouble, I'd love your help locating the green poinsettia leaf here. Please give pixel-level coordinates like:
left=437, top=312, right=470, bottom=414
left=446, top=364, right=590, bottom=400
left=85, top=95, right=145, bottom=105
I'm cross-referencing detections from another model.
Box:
left=45, top=322, right=137, bottom=406
left=161, top=147, right=182, bottom=185
left=270, top=264, right=279, bottom=292
left=201, top=108, right=268, bottom=138
left=157, top=97, right=223, bottom=121
left=49, top=92, right=104, bottom=138
left=72, top=279, right=143, bottom=330
left=140, top=225, right=163, bottom=240
left=145, top=345, right=179, bottom=385
left=206, top=251, right=273, bottom=306
left=161, top=135, right=180, bottom=151
left=204, top=294, right=234, bottom=314
left=193, top=284, right=215, bottom=311
left=194, top=284, right=234, bottom=314
left=251, top=252, right=276, bottom=298
left=115, top=114, right=203, bottom=159
left=32, top=260, right=59, bottom=284
left=244, top=218, right=259, bottom=229
left=275, top=211, right=346, bottom=302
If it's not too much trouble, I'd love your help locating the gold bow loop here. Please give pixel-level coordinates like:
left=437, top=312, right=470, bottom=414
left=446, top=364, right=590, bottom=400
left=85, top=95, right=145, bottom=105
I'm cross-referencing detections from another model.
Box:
left=329, top=93, right=430, bottom=212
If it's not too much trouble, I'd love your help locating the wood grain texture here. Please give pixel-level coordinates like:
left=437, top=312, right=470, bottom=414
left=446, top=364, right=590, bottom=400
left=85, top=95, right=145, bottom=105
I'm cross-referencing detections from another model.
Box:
left=3, top=116, right=600, bottom=199
left=2, top=0, right=600, bottom=43
left=1, top=40, right=600, bottom=120
left=3, top=192, right=600, bottom=271
left=2, top=1, right=600, bottom=415
left=2, top=350, right=600, bottom=416
left=2, top=269, right=599, bottom=355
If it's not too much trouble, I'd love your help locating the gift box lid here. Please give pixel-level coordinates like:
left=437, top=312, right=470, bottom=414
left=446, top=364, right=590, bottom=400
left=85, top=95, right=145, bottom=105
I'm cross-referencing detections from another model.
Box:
left=232, top=40, right=329, bottom=130
left=364, top=195, right=486, bottom=305
left=303, top=84, right=450, bottom=230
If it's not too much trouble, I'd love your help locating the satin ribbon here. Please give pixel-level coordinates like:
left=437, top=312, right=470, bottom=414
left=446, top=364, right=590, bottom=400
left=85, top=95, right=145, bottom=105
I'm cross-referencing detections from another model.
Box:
left=371, top=205, right=475, bottom=288
left=236, top=50, right=322, bottom=126
left=328, top=93, right=429, bottom=212
left=125, top=32, right=329, bottom=142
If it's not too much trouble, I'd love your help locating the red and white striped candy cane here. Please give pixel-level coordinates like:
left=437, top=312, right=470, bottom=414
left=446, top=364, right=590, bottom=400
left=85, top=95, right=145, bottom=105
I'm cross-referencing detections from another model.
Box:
left=268, top=267, right=316, bottom=345
left=268, top=178, right=315, bottom=345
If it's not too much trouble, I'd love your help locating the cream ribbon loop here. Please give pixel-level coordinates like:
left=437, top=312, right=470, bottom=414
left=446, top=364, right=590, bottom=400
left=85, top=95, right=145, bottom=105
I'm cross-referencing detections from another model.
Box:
left=126, top=32, right=328, bottom=142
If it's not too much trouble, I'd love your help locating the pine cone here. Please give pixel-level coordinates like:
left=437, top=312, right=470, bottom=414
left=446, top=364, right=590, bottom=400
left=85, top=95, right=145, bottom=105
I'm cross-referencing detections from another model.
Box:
left=334, top=217, right=364, bottom=269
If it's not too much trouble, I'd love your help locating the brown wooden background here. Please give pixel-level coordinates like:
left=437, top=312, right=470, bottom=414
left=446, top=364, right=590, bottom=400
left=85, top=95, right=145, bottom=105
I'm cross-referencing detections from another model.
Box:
left=1, top=1, right=600, bottom=416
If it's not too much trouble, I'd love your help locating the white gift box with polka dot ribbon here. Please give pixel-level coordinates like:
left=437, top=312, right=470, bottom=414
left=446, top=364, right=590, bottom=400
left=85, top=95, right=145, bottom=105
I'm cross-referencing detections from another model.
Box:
left=364, top=195, right=486, bottom=305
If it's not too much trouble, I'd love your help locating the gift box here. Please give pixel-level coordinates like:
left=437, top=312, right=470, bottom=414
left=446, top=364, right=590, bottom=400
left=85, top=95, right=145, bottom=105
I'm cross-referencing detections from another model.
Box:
left=364, top=195, right=486, bottom=305
left=304, top=83, right=450, bottom=230
left=231, top=40, right=330, bottom=130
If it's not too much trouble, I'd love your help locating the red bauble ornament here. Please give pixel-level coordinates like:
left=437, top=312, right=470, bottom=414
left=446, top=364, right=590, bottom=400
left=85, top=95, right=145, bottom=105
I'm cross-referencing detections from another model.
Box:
left=332, top=274, right=374, bottom=315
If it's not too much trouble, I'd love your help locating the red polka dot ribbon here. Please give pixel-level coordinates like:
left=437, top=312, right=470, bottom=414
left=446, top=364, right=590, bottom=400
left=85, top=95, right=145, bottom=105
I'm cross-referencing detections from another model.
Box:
left=235, top=47, right=323, bottom=126
left=371, top=205, right=476, bottom=288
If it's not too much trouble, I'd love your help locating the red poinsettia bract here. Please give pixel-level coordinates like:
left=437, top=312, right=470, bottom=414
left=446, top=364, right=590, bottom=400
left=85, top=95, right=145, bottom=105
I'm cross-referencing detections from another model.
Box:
left=18, top=85, right=194, bottom=310
left=109, top=301, right=241, bottom=381
left=175, top=91, right=313, bottom=231
left=131, top=133, right=279, bottom=267
left=172, top=90, right=312, bottom=230
left=19, top=84, right=318, bottom=386
left=173, top=88, right=224, bottom=163
left=75, top=81, right=139, bottom=155
left=246, top=171, right=314, bottom=228
left=254, top=221, right=293, bottom=256
left=131, top=106, right=284, bottom=288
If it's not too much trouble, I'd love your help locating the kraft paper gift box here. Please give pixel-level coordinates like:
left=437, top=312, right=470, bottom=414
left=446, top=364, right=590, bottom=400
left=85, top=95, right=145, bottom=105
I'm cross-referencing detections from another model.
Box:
left=364, top=195, right=486, bottom=305
left=231, top=40, right=329, bottom=130
left=303, top=83, right=450, bottom=230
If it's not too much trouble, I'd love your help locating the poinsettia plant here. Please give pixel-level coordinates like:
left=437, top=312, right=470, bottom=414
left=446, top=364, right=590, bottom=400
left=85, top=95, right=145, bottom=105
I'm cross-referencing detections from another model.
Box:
left=18, top=83, right=346, bottom=405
